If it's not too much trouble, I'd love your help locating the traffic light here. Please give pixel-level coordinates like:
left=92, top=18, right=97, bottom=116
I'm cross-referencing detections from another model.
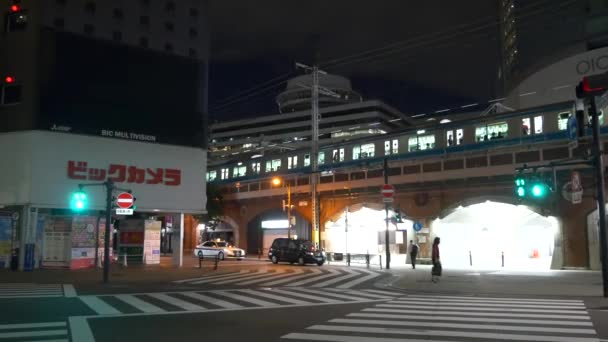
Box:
left=514, top=173, right=551, bottom=201
left=70, top=191, right=88, bottom=211
left=393, top=210, right=404, bottom=223
left=5, top=1, right=28, bottom=32
left=1, top=75, right=21, bottom=105
left=576, top=72, right=608, bottom=99
left=530, top=179, right=550, bottom=199
left=515, top=176, right=526, bottom=197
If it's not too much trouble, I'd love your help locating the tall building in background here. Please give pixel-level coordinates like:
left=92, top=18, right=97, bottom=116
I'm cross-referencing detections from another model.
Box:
left=497, top=0, right=607, bottom=97
left=1, top=0, right=210, bottom=147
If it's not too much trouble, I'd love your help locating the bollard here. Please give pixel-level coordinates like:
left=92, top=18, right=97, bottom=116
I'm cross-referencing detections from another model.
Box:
left=366, top=254, right=370, bottom=268
left=379, top=255, right=382, bottom=270
left=214, top=254, right=219, bottom=270
left=347, top=253, right=351, bottom=267
left=123, top=254, right=128, bottom=267
left=502, top=251, right=504, bottom=267
left=469, top=250, right=472, bottom=266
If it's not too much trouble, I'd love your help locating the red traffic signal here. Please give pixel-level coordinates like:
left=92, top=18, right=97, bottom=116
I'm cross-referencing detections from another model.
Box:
left=4, top=76, right=15, bottom=84
left=576, top=72, right=608, bottom=99
left=10, top=4, right=19, bottom=12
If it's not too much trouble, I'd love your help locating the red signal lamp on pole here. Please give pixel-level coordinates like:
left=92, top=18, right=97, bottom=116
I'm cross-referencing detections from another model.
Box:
left=4, top=76, right=15, bottom=84
left=10, top=4, right=19, bottom=12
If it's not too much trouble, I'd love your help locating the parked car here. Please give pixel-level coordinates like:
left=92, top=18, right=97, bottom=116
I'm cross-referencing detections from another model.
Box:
left=268, top=238, right=325, bottom=266
left=193, top=241, right=245, bottom=260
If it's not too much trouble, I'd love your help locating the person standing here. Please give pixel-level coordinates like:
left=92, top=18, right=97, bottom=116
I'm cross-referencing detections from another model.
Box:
left=431, top=237, right=441, bottom=283
left=408, top=240, right=419, bottom=269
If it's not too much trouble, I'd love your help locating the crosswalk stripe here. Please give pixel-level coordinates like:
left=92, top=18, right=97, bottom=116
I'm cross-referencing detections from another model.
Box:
left=237, top=289, right=310, bottom=305
left=172, top=270, right=248, bottom=284
left=290, top=288, right=372, bottom=301
left=323, top=288, right=392, bottom=300
left=268, top=289, right=340, bottom=303
left=347, top=312, right=594, bottom=326
left=24, top=339, right=69, bottom=342
left=0, top=322, right=66, bottom=330
left=180, top=292, right=243, bottom=309
left=312, top=269, right=363, bottom=288
left=361, top=289, right=400, bottom=297
left=147, top=293, right=206, bottom=311
left=79, top=296, right=122, bottom=315
left=115, top=294, right=165, bottom=313
left=304, top=325, right=600, bottom=342
left=282, top=332, right=439, bottom=342
left=0, top=329, right=69, bottom=339
left=239, top=269, right=305, bottom=286
left=211, top=290, right=277, bottom=307
left=377, top=303, right=588, bottom=314
left=389, top=300, right=586, bottom=310
left=190, top=271, right=265, bottom=284
left=287, top=269, right=341, bottom=287
left=336, top=271, right=381, bottom=289
left=260, top=268, right=323, bottom=286
left=363, top=308, right=591, bottom=320
left=406, top=294, right=583, bottom=304
left=0, top=294, right=63, bottom=298
left=328, top=318, right=597, bottom=335
left=404, top=296, right=586, bottom=306
left=212, top=270, right=284, bottom=285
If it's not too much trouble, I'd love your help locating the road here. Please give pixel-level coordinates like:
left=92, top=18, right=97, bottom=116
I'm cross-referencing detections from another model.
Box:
left=1, top=263, right=607, bottom=341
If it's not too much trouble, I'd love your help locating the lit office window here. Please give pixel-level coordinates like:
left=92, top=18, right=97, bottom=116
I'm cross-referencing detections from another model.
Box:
left=221, top=168, right=229, bottom=180
left=288, top=156, right=298, bottom=169
left=557, top=112, right=570, bottom=130
left=332, top=148, right=344, bottom=162
left=233, top=166, right=246, bottom=177
left=318, top=152, right=325, bottom=165
left=265, top=159, right=281, bottom=172
left=534, top=115, right=543, bottom=134
left=408, top=135, right=435, bottom=152
left=251, top=162, right=261, bottom=174
left=476, top=122, right=507, bottom=142
left=304, top=154, right=311, bottom=167
left=206, top=171, right=217, bottom=181
left=521, top=118, right=531, bottom=135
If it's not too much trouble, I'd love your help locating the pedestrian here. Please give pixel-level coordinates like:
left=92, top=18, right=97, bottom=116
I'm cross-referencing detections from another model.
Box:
left=408, top=240, right=419, bottom=269
left=431, top=237, right=441, bottom=283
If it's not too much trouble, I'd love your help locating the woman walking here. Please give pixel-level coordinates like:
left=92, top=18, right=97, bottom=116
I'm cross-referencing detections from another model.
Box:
left=431, top=237, right=441, bottom=283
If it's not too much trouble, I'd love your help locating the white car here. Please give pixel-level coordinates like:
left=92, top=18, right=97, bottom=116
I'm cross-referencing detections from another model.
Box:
left=193, top=241, right=246, bottom=260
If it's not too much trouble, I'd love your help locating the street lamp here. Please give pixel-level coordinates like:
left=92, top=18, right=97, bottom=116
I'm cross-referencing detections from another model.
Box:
left=272, top=177, right=293, bottom=239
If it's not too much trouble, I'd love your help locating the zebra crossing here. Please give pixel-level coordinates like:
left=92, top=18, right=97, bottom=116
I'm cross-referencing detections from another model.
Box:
left=173, top=267, right=383, bottom=289
left=0, top=321, right=69, bottom=341
left=79, top=288, right=400, bottom=316
left=281, top=294, right=600, bottom=342
left=0, top=283, right=74, bottom=298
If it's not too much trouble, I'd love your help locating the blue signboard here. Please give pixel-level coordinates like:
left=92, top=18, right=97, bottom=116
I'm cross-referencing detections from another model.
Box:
left=413, top=222, right=423, bottom=232
left=567, top=116, right=578, bottom=141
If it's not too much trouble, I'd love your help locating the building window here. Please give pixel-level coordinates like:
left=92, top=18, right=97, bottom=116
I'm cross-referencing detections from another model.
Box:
left=83, top=24, right=95, bottom=35
left=190, top=8, right=199, bottom=17
left=166, top=1, right=176, bottom=13
left=206, top=171, right=217, bottom=182
left=139, top=36, right=148, bottom=47
left=318, top=152, right=325, bottom=165
left=220, top=168, right=229, bottom=180
left=233, top=166, right=246, bottom=178
left=189, top=28, right=198, bottom=38
left=288, top=156, right=298, bottom=169
left=188, top=48, right=197, bottom=58
left=408, top=134, right=435, bottom=152
left=112, top=31, right=122, bottom=42
left=446, top=131, right=454, bottom=147
left=353, top=143, right=375, bottom=159
left=476, top=122, right=508, bottom=142
left=384, top=139, right=398, bottom=155
left=558, top=112, right=570, bottom=130
left=165, top=22, right=174, bottom=32
left=140, top=16, right=150, bottom=26
left=447, top=129, right=464, bottom=146
left=521, top=118, right=531, bottom=135
left=85, top=2, right=96, bottom=14
left=456, top=129, right=464, bottom=145
left=265, top=159, right=281, bottom=172
left=534, top=115, right=543, bottom=134
left=304, top=154, right=311, bottom=167
left=332, top=148, right=344, bottom=162
left=164, top=43, right=173, bottom=52
left=113, top=8, right=124, bottom=20
left=251, top=162, right=261, bottom=174
left=53, top=17, right=65, bottom=29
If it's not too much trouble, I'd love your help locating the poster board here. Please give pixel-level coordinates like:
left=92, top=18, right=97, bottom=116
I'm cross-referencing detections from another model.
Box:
left=143, top=220, right=161, bottom=264
left=0, top=216, right=12, bottom=268
left=70, top=216, right=97, bottom=269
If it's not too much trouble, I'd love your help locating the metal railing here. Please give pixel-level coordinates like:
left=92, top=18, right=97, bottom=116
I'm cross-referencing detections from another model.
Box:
left=197, top=251, right=220, bottom=271
left=326, top=252, right=382, bottom=269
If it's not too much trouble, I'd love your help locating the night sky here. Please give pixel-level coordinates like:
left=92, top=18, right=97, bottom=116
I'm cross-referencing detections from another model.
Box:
left=206, top=0, right=501, bottom=122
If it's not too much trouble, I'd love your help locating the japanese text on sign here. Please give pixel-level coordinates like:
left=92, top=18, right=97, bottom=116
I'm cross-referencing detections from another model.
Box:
left=67, top=161, right=181, bottom=186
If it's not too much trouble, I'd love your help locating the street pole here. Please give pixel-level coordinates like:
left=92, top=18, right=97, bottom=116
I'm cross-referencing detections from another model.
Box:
left=589, top=96, right=608, bottom=297
left=345, top=206, right=348, bottom=255
left=384, top=158, right=391, bottom=270
left=103, top=180, right=113, bottom=284
left=287, top=183, right=292, bottom=239
left=311, top=65, right=320, bottom=247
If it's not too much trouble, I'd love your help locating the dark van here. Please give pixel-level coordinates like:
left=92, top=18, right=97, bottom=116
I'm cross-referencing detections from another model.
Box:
left=268, top=238, right=325, bottom=266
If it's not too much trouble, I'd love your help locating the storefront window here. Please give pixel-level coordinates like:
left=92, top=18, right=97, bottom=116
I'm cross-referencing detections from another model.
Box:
left=476, top=122, right=508, bottom=142
left=288, top=156, right=298, bottom=169
left=221, top=168, right=229, bottom=180
left=265, top=159, right=281, bottom=172
left=408, top=134, right=435, bottom=151
left=251, top=162, right=261, bottom=174
left=206, top=170, right=216, bottom=181
left=233, top=165, right=246, bottom=177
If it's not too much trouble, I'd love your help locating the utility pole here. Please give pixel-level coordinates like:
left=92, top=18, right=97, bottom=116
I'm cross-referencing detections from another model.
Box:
left=287, top=183, right=292, bottom=239
left=384, top=158, right=391, bottom=270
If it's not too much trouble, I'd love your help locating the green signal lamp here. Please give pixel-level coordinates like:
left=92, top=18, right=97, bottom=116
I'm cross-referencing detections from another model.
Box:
left=531, top=182, right=549, bottom=198
left=71, top=190, right=88, bottom=211
left=515, top=177, right=526, bottom=198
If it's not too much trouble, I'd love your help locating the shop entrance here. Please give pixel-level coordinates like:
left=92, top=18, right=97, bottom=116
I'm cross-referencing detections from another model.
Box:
left=432, top=201, right=560, bottom=270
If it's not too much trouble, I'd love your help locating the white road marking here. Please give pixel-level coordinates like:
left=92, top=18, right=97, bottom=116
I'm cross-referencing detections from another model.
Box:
left=212, top=270, right=283, bottom=285
left=390, top=299, right=586, bottom=310
left=282, top=333, right=442, bottom=342
left=172, top=270, right=248, bottom=283
left=191, top=270, right=269, bottom=284
left=237, top=289, right=310, bottom=305
left=361, top=289, right=400, bottom=296
left=239, top=269, right=304, bottom=285
left=179, top=291, right=243, bottom=309
left=406, top=294, right=583, bottom=304
left=0, top=322, right=66, bottom=330
left=115, top=294, right=165, bottom=313
left=377, top=303, right=588, bottom=314
left=79, top=296, right=121, bottom=315
left=323, top=288, right=392, bottom=299
left=290, top=288, right=370, bottom=301
left=62, top=284, right=77, bottom=297
left=267, top=289, right=340, bottom=303
left=312, top=269, right=362, bottom=288
left=211, top=290, right=277, bottom=307
left=69, top=316, right=95, bottom=342
left=286, top=269, right=341, bottom=286
left=363, top=308, right=591, bottom=320
left=147, top=293, right=206, bottom=311
left=336, top=271, right=381, bottom=289
left=0, top=329, right=68, bottom=339
left=260, top=268, right=322, bottom=286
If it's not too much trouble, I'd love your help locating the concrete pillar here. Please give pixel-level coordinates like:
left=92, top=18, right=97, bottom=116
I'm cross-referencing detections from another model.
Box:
left=172, top=213, right=184, bottom=267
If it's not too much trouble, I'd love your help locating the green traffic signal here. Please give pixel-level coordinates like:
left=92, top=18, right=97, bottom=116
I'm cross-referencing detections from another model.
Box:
left=516, top=186, right=525, bottom=197
left=531, top=183, right=548, bottom=198
left=515, top=177, right=526, bottom=197
left=71, top=191, right=87, bottom=211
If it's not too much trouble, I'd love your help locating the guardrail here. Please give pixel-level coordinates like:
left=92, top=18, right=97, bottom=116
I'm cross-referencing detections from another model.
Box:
left=326, top=252, right=383, bottom=269
left=197, top=251, right=220, bottom=271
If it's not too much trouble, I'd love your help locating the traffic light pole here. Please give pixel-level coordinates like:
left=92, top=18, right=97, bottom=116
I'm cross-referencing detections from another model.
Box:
left=384, top=158, right=391, bottom=270
left=589, top=96, right=608, bottom=298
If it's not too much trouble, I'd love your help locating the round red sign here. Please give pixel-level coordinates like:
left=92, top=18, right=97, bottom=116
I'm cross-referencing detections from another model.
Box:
left=116, top=192, right=134, bottom=209
left=381, top=184, right=395, bottom=197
